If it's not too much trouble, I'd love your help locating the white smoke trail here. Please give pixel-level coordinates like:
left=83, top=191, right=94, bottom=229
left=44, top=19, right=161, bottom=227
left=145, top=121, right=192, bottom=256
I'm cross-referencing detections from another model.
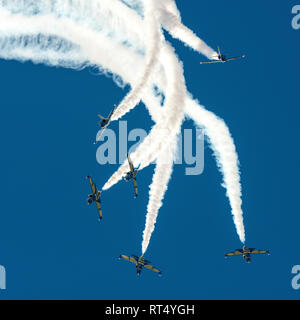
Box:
left=0, top=1, right=245, bottom=244
left=122, top=0, right=218, bottom=59
left=185, top=100, right=245, bottom=243
left=142, top=136, right=177, bottom=255
left=160, top=0, right=217, bottom=59
left=132, top=36, right=187, bottom=255
left=110, top=0, right=161, bottom=121
left=0, top=0, right=146, bottom=52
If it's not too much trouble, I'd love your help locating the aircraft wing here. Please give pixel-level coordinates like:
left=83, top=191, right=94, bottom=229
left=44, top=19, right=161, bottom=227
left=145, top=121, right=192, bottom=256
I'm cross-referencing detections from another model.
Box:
left=225, top=249, right=243, bottom=257
left=96, top=200, right=103, bottom=220
left=249, top=249, right=269, bottom=255
left=132, top=255, right=140, bottom=261
left=87, top=176, right=96, bottom=194
left=144, top=264, right=162, bottom=275
left=120, top=255, right=138, bottom=264
left=132, top=178, right=138, bottom=198
left=200, top=60, right=221, bottom=65
left=107, top=104, right=117, bottom=122
left=226, top=55, right=245, bottom=62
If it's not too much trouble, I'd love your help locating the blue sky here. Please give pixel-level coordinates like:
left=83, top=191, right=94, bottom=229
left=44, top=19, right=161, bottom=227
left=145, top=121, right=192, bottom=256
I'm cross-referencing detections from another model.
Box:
left=0, top=1, right=300, bottom=299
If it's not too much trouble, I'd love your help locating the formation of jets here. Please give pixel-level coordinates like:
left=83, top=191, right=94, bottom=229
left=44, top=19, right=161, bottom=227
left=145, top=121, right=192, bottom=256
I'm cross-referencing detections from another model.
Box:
left=225, top=246, right=270, bottom=263
left=119, top=254, right=162, bottom=276
left=200, top=46, right=245, bottom=64
left=84, top=48, right=270, bottom=277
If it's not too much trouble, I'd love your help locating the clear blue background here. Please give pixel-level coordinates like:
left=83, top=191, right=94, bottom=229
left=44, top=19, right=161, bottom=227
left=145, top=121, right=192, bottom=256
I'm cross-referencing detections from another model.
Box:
left=0, top=1, right=299, bottom=299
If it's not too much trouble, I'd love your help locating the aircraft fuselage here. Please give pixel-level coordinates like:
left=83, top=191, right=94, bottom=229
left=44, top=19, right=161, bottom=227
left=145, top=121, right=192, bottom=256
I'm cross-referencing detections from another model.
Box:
left=136, top=264, right=143, bottom=275
left=87, top=191, right=101, bottom=204
left=242, top=246, right=251, bottom=263
left=100, top=119, right=109, bottom=128
left=136, top=256, right=145, bottom=275
left=243, top=253, right=251, bottom=263
left=219, top=54, right=227, bottom=62
left=124, top=170, right=138, bottom=181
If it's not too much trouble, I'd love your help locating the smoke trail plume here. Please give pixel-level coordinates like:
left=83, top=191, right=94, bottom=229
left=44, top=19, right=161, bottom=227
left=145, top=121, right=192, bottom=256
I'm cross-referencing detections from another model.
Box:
left=142, top=137, right=177, bottom=255
left=110, top=0, right=162, bottom=121
left=185, top=100, right=245, bottom=242
left=160, top=0, right=217, bottom=59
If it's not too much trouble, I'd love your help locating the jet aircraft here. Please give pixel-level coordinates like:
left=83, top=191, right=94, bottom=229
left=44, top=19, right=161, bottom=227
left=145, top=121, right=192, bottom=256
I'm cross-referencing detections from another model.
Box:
left=94, top=104, right=117, bottom=144
left=225, top=245, right=270, bottom=263
left=86, top=175, right=103, bottom=220
left=200, top=47, right=245, bottom=64
left=119, top=254, right=162, bottom=276
left=124, top=154, right=139, bottom=198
